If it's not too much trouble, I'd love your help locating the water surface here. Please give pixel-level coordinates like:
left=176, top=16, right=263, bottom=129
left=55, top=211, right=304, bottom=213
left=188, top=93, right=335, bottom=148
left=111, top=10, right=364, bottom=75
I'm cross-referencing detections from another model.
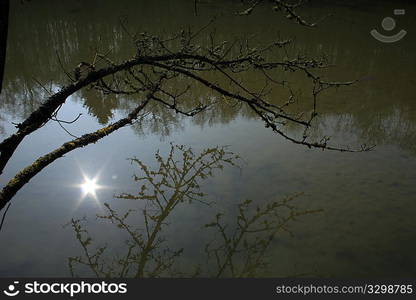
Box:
left=0, top=0, right=416, bottom=277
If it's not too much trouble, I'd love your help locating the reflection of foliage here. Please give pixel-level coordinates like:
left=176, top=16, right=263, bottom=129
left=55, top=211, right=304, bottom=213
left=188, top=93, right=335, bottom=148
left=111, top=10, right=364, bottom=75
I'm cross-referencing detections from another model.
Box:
left=79, top=89, right=120, bottom=125
left=204, top=195, right=319, bottom=277
left=68, top=144, right=320, bottom=278
left=68, top=144, right=239, bottom=277
left=131, top=101, right=185, bottom=137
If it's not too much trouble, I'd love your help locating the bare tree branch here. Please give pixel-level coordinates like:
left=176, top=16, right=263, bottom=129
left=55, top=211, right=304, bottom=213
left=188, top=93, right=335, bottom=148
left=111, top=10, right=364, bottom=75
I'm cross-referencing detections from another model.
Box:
left=0, top=97, right=151, bottom=211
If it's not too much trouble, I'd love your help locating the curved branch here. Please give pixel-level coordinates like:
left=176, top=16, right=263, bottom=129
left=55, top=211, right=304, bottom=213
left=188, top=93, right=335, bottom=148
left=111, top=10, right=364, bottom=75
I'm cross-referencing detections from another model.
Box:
left=0, top=53, right=254, bottom=175
left=0, top=98, right=151, bottom=211
left=146, top=61, right=372, bottom=152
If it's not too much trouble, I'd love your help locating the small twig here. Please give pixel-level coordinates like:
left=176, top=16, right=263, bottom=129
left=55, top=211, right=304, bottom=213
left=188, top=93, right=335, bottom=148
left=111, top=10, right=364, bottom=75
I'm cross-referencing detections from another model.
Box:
left=55, top=50, right=75, bottom=82
left=32, top=77, right=53, bottom=96
left=54, top=119, right=79, bottom=139
left=0, top=203, right=11, bottom=233
left=236, top=0, right=260, bottom=16
left=52, top=113, right=82, bottom=125
left=119, top=16, right=135, bottom=42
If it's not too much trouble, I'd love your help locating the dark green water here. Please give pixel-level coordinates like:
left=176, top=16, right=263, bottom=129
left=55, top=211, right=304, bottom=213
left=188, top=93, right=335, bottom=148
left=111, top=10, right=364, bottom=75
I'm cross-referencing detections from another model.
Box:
left=0, top=0, right=415, bottom=277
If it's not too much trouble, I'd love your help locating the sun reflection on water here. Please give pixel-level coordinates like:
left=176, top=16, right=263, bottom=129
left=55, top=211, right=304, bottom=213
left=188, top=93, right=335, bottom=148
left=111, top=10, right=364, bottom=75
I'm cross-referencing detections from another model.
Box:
left=81, top=176, right=101, bottom=199
left=76, top=173, right=105, bottom=202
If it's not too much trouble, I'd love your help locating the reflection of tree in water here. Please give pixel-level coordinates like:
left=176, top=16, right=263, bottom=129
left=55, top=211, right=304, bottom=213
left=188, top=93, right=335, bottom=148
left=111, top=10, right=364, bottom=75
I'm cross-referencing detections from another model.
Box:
left=78, top=89, right=120, bottom=125
left=68, top=144, right=320, bottom=277
left=131, top=102, right=186, bottom=137
left=309, top=109, right=416, bottom=155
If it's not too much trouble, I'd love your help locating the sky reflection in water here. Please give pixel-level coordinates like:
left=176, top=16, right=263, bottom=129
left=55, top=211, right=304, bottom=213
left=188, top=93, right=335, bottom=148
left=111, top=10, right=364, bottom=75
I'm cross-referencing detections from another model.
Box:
left=0, top=0, right=416, bottom=277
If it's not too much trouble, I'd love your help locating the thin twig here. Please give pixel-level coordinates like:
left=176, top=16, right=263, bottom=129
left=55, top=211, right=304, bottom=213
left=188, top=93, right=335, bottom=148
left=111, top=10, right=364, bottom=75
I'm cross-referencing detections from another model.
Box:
left=0, top=203, right=11, bottom=233
left=55, top=50, right=75, bottom=82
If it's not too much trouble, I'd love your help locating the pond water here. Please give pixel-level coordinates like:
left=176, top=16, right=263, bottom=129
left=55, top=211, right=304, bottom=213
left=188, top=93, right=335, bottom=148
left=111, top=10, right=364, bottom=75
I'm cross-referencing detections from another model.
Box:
left=0, top=0, right=415, bottom=277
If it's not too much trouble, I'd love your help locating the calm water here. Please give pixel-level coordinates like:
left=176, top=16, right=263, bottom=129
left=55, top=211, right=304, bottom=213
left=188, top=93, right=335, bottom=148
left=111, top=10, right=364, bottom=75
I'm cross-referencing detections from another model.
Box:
left=0, top=0, right=416, bottom=277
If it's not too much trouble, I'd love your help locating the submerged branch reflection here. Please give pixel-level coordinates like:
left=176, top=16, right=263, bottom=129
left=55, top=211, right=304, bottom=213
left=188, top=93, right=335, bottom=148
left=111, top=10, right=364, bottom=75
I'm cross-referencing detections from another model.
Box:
left=68, top=144, right=320, bottom=277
